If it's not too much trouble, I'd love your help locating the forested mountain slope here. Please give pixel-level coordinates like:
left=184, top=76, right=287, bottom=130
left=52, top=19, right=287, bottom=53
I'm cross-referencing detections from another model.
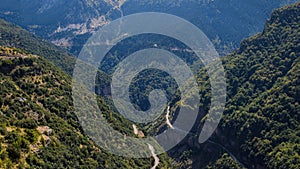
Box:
left=0, top=19, right=75, bottom=75
left=177, top=2, right=300, bottom=168
left=0, top=47, right=172, bottom=168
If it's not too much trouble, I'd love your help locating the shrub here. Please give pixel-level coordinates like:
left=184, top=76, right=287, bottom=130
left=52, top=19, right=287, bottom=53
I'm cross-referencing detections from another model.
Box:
left=7, top=144, right=21, bottom=161
left=18, top=118, right=38, bottom=129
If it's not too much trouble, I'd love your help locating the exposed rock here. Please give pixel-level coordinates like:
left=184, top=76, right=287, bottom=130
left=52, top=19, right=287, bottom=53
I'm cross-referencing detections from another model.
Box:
left=37, top=126, right=53, bottom=136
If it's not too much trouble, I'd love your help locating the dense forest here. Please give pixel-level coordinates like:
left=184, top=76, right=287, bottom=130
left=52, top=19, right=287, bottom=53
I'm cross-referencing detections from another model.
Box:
left=172, top=2, right=299, bottom=168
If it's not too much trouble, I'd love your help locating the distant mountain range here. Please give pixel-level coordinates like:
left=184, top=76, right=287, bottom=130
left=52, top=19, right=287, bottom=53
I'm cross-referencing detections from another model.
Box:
left=0, top=0, right=123, bottom=54
left=0, top=0, right=297, bottom=55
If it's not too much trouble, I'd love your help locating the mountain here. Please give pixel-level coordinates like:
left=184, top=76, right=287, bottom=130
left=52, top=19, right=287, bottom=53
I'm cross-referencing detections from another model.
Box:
left=0, top=19, right=75, bottom=75
left=0, top=0, right=297, bottom=55
left=91, top=2, right=300, bottom=168
left=0, top=46, right=173, bottom=168
left=122, top=0, right=298, bottom=55
left=0, top=1, right=299, bottom=168
left=0, top=0, right=124, bottom=54
left=164, top=2, right=299, bottom=168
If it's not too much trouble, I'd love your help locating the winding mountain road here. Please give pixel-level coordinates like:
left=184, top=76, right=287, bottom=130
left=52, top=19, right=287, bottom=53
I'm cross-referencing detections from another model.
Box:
left=132, top=124, right=160, bottom=169
left=147, top=144, right=160, bottom=169
left=166, top=106, right=175, bottom=129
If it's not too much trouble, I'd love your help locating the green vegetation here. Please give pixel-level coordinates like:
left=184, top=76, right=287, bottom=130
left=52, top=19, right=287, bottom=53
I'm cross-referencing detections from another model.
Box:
left=183, top=2, right=300, bottom=168
left=206, top=153, right=244, bottom=169
left=0, top=19, right=75, bottom=75
left=0, top=47, right=172, bottom=168
left=0, top=1, right=299, bottom=168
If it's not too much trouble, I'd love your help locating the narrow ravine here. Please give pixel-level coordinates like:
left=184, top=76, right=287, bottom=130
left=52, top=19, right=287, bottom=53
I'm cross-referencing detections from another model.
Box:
left=163, top=106, right=244, bottom=167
